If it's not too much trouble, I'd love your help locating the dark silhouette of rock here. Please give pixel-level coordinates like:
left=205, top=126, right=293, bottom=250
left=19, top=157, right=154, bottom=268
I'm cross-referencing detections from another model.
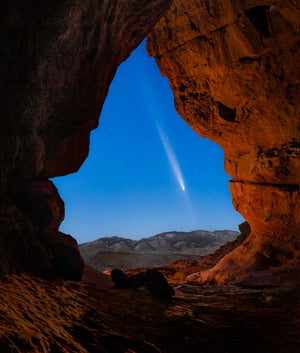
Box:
left=111, top=269, right=175, bottom=299
left=0, top=0, right=173, bottom=278
left=111, top=269, right=132, bottom=289
left=139, top=269, right=175, bottom=299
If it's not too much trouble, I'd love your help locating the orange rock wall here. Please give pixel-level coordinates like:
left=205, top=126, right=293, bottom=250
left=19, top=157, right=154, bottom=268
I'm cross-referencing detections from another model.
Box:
left=147, top=0, right=300, bottom=283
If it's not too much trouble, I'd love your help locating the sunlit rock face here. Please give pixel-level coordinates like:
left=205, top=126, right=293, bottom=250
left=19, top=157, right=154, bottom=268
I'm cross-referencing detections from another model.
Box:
left=0, top=0, right=173, bottom=278
left=147, top=0, right=300, bottom=284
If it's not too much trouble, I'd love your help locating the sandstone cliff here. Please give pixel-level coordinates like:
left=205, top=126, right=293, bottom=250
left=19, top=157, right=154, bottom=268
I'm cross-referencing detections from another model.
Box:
left=147, top=0, right=300, bottom=284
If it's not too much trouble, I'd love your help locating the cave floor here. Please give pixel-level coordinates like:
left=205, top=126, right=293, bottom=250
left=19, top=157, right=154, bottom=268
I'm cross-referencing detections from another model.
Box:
left=0, top=276, right=299, bottom=353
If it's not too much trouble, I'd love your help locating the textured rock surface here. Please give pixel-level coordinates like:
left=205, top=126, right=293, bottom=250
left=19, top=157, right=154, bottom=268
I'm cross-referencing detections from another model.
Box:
left=0, top=275, right=299, bottom=353
left=0, top=0, right=173, bottom=278
left=147, top=0, right=300, bottom=283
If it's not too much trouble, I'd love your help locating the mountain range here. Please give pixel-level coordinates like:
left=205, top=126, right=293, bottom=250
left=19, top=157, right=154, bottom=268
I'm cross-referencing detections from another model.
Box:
left=79, top=230, right=239, bottom=271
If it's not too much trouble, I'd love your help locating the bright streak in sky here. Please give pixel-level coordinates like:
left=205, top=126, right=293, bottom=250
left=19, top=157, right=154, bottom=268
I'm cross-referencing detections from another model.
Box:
left=52, top=40, right=245, bottom=242
left=136, top=59, right=187, bottom=192
left=156, top=124, right=186, bottom=191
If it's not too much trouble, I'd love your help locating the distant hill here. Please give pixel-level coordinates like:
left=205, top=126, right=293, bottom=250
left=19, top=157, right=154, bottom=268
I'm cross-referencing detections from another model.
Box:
left=84, top=251, right=201, bottom=272
left=79, top=230, right=239, bottom=271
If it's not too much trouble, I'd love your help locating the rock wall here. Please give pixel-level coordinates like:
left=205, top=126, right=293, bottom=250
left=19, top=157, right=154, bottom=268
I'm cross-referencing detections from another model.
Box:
left=0, top=0, right=173, bottom=279
left=147, top=0, right=300, bottom=284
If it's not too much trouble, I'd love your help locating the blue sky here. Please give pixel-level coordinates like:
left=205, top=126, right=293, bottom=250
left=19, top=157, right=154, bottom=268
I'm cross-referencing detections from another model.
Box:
left=52, top=40, right=244, bottom=244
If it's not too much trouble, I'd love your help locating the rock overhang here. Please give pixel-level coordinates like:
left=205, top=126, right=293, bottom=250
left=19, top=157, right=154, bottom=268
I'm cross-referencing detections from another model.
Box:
left=0, top=0, right=299, bottom=284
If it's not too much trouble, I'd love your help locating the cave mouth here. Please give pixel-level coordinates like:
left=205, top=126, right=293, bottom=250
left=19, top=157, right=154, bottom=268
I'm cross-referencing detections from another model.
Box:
left=52, top=40, right=244, bottom=246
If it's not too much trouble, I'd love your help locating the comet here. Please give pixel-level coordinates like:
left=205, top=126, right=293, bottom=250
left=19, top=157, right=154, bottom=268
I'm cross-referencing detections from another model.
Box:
left=136, top=57, right=186, bottom=192
left=156, top=124, right=186, bottom=192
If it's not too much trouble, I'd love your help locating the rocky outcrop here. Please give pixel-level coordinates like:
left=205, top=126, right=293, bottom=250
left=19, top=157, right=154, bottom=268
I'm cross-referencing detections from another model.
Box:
left=0, top=0, right=173, bottom=278
left=0, top=179, right=83, bottom=279
left=147, top=0, right=300, bottom=284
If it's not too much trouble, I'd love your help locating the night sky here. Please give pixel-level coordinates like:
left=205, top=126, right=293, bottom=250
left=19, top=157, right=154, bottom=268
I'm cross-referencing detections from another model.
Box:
left=52, top=40, right=244, bottom=244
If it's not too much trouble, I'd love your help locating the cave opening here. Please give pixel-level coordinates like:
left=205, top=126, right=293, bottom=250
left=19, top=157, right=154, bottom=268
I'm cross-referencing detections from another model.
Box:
left=52, top=40, right=244, bottom=246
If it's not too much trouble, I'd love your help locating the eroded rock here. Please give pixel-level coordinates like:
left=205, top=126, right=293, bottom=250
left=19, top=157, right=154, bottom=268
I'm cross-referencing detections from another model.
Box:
left=147, top=0, right=300, bottom=284
left=0, top=0, right=173, bottom=278
left=1, top=0, right=299, bottom=284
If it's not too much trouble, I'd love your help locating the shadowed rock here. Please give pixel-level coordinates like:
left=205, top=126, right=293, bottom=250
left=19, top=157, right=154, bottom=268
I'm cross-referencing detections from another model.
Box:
left=0, top=0, right=173, bottom=279
left=111, top=269, right=132, bottom=289
left=111, top=269, right=175, bottom=299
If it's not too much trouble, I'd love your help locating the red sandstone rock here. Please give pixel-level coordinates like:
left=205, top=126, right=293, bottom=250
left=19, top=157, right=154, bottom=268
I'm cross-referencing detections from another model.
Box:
left=82, top=265, right=113, bottom=288
left=0, top=0, right=173, bottom=278
left=1, top=0, right=299, bottom=284
left=148, top=0, right=300, bottom=284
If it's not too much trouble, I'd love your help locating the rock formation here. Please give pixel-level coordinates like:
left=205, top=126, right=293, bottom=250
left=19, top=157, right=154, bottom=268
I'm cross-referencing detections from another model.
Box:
left=0, top=0, right=173, bottom=279
left=1, top=0, right=299, bottom=284
left=111, top=268, right=175, bottom=300
left=147, top=0, right=300, bottom=284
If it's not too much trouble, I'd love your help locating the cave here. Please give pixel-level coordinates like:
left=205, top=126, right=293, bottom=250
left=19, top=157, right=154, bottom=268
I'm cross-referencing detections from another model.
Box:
left=0, top=0, right=299, bottom=287
left=1, top=1, right=299, bottom=352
